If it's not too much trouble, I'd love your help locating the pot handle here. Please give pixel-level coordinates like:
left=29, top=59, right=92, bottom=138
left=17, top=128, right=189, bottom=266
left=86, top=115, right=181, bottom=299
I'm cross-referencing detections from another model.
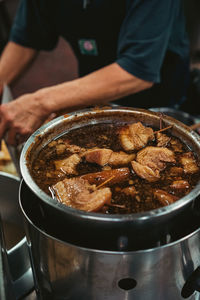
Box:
left=0, top=214, right=16, bottom=299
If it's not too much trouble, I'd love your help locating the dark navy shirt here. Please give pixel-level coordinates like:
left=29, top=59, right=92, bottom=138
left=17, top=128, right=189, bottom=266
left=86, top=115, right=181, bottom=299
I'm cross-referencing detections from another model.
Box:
left=10, top=0, right=189, bottom=106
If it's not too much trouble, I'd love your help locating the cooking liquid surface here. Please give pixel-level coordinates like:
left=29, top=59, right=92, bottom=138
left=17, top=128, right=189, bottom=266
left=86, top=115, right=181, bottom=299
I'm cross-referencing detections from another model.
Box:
left=30, top=122, right=200, bottom=214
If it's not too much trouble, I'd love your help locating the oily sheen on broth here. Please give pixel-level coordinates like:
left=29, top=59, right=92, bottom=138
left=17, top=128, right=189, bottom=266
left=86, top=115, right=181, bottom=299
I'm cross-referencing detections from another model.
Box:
left=30, top=121, right=200, bottom=214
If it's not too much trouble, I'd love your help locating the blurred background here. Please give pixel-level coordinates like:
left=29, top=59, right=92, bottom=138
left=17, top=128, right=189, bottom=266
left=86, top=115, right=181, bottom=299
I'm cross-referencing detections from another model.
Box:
left=0, top=0, right=78, bottom=176
left=0, top=0, right=79, bottom=98
left=1, top=0, right=200, bottom=113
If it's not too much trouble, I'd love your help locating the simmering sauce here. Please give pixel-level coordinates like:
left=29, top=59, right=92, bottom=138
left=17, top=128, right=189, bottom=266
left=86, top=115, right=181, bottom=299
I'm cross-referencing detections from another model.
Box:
left=30, top=122, right=200, bottom=214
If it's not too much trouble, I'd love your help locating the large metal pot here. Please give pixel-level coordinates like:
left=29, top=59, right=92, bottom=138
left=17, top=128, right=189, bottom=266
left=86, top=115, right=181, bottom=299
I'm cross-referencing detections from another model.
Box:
left=19, top=107, right=200, bottom=251
left=19, top=182, right=200, bottom=300
left=150, top=107, right=200, bottom=126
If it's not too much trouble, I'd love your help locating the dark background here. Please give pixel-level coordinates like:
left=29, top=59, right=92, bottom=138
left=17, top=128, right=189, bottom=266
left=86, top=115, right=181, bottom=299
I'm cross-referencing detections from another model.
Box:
left=0, top=0, right=78, bottom=98
left=1, top=0, right=200, bottom=114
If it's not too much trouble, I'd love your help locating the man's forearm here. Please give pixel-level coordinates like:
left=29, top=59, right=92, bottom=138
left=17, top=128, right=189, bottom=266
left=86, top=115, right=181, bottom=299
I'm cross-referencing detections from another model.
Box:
left=0, top=61, right=153, bottom=145
left=36, top=63, right=153, bottom=114
left=0, top=41, right=37, bottom=86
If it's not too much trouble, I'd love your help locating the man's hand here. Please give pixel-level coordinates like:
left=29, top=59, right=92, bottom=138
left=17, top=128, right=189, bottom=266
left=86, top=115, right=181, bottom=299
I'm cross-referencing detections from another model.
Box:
left=0, top=92, right=50, bottom=145
left=0, top=42, right=38, bottom=145
left=0, top=62, right=153, bottom=147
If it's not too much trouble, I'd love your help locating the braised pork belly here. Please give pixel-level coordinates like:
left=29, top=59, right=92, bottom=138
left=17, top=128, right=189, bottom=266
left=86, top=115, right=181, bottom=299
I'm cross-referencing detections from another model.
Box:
left=83, top=148, right=135, bottom=166
left=179, top=152, right=199, bottom=174
left=131, top=161, right=160, bottom=182
left=153, top=189, right=178, bottom=206
left=119, top=122, right=154, bottom=151
left=52, top=177, right=111, bottom=212
left=30, top=121, right=200, bottom=214
left=54, top=154, right=81, bottom=175
left=136, top=146, right=175, bottom=171
left=156, top=132, right=171, bottom=147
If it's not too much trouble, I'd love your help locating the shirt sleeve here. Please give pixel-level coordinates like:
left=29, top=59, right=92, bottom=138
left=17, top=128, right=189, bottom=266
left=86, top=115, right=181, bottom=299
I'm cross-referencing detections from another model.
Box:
left=116, top=0, right=179, bottom=83
left=9, top=0, right=58, bottom=51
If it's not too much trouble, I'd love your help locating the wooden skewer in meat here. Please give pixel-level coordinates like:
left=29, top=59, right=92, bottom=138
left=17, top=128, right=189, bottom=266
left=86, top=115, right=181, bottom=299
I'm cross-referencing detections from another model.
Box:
left=52, top=177, right=111, bottom=212
left=119, top=121, right=172, bottom=152
left=97, top=175, right=115, bottom=189
left=107, top=203, right=126, bottom=209
left=154, top=125, right=173, bottom=134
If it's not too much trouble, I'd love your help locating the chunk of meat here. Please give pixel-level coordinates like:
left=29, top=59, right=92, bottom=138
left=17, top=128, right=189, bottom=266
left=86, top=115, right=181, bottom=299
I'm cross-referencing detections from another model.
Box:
left=52, top=177, right=111, bottom=212
left=48, top=140, right=57, bottom=148
left=64, top=140, right=86, bottom=154
left=154, top=189, right=178, bottom=206
left=48, top=139, right=85, bottom=156
left=46, top=170, right=65, bottom=179
left=109, top=151, right=135, bottom=166
left=119, top=127, right=135, bottom=151
left=121, top=186, right=137, bottom=197
left=102, top=165, right=112, bottom=171
left=156, top=132, right=171, bottom=147
left=119, top=122, right=154, bottom=151
left=54, top=154, right=81, bottom=175
left=179, top=152, right=199, bottom=174
left=83, top=148, right=135, bottom=166
left=169, top=167, right=184, bottom=176
left=56, top=143, right=67, bottom=155
left=170, top=138, right=183, bottom=153
left=170, top=180, right=190, bottom=189
left=80, top=168, right=130, bottom=186
left=136, top=146, right=175, bottom=171
left=83, top=148, right=112, bottom=166
left=129, top=122, right=154, bottom=145
left=131, top=146, right=175, bottom=182
left=131, top=161, right=160, bottom=182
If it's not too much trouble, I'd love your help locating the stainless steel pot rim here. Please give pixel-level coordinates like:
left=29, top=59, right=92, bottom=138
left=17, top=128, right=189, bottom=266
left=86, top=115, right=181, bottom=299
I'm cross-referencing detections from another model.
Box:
left=150, top=106, right=197, bottom=120
left=20, top=107, right=200, bottom=222
left=19, top=187, right=200, bottom=255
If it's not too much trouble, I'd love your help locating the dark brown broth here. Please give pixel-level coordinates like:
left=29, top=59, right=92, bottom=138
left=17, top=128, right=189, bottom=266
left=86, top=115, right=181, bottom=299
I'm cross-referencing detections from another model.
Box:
left=30, top=123, right=200, bottom=214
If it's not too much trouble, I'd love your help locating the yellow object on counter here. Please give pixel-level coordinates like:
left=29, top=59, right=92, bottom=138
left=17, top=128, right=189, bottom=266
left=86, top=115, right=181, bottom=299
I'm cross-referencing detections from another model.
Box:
left=0, top=140, right=11, bottom=160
